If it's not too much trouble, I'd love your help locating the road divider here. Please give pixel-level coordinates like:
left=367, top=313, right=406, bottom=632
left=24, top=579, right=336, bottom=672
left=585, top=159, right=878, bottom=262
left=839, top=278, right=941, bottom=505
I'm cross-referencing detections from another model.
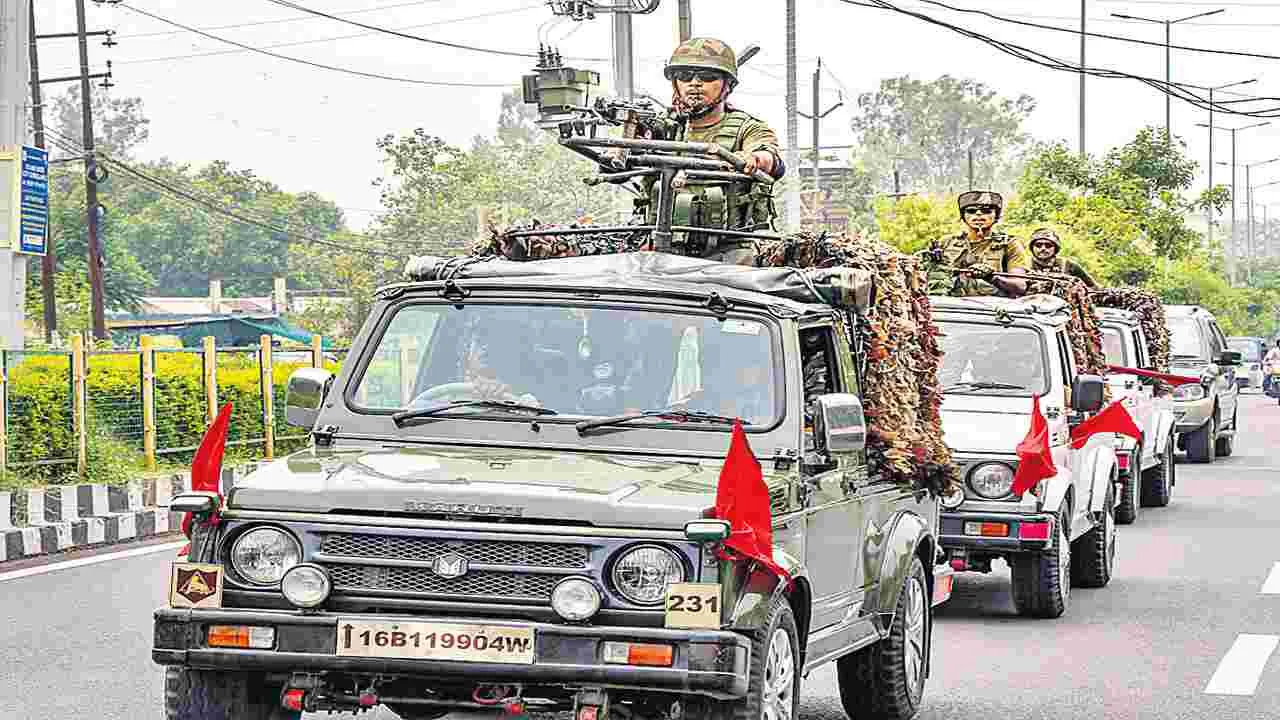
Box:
left=0, top=463, right=257, bottom=563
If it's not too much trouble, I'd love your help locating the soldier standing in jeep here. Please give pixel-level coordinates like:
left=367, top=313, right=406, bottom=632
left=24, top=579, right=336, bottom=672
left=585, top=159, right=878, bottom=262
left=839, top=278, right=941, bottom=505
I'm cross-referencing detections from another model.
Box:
left=922, top=191, right=1030, bottom=298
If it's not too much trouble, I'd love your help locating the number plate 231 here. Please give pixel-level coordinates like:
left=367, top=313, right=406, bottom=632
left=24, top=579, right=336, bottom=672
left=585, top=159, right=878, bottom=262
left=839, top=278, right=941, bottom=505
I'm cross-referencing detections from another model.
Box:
left=664, top=583, right=722, bottom=629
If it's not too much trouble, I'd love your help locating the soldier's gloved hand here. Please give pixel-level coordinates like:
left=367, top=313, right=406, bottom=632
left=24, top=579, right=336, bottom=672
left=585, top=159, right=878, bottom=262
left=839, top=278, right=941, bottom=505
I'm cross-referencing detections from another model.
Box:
left=735, top=150, right=774, bottom=176
left=966, top=264, right=995, bottom=282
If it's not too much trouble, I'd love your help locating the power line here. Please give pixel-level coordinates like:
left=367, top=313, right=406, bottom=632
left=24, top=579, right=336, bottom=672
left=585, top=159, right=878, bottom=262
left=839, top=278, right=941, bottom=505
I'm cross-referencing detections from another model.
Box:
left=840, top=0, right=1280, bottom=118
left=46, top=4, right=545, bottom=75
left=907, top=0, right=1280, bottom=62
left=116, top=0, right=445, bottom=39
left=261, top=0, right=608, bottom=61
left=114, top=3, right=512, bottom=88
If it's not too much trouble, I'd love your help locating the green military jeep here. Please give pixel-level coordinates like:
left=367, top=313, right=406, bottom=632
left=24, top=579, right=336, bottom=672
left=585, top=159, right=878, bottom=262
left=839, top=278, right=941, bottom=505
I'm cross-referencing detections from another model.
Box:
left=155, top=253, right=952, bottom=720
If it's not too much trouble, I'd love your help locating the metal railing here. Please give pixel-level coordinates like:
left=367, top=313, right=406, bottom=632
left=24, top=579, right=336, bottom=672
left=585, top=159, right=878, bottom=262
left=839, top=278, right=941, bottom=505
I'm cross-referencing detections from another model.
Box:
left=0, top=335, right=348, bottom=477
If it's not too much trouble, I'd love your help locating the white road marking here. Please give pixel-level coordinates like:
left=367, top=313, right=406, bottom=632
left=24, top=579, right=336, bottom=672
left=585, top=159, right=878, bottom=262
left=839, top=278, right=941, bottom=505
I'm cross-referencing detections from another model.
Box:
left=0, top=540, right=186, bottom=584
left=1205, top=634, right=1280, bottom=696
left=1262, top=562, right=1280, bottom=595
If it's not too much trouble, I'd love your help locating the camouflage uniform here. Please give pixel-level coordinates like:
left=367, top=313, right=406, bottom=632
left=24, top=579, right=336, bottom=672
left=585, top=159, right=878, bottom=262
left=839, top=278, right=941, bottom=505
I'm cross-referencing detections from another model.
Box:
left=652, top=38, right=784, bottom=266
left=921, top=191, right=1030, bottom=297
left=1028, top=228, right=1097, bottom=288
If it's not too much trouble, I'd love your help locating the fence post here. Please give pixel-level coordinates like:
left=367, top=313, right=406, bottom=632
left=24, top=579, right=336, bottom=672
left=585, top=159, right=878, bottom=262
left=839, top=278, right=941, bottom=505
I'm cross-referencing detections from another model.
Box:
left=139, top=336, right=157, bottom=471
left=311, top=335, right=323, bottom=369
left=203, top=336, right=217, bottom=426
left=71, top=335, right=87, bottom=479
left=260, top=334, right=274, bottom=461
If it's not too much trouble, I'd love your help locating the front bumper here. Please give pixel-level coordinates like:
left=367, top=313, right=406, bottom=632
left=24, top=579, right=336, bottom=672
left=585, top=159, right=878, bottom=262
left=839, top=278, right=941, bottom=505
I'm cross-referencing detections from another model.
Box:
left=153, top=608, right=750, bottom=700
left=1173, top=396, right=1213, bottom=433
left=939, top=510, right=1055, bottom=554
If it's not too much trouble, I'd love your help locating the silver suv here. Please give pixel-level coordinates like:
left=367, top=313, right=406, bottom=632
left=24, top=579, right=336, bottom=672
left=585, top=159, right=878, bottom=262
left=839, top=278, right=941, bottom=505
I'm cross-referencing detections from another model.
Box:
left=1164, top=305, right=1242, bottom=463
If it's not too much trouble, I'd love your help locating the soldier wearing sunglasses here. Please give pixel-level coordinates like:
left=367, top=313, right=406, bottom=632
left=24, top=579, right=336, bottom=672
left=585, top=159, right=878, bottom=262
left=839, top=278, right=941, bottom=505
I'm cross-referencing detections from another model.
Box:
left=921, top=190, right=1029, bottom=297
left=1028, top=228, right=1096, bottom=288
left=654, top=38, right=784, bottom=265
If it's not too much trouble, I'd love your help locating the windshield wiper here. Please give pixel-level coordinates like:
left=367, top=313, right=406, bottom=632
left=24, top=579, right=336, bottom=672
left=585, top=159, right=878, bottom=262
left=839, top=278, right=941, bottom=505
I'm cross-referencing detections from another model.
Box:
left=943, top=381, right=1028, bottom=392
left=392, top=400, right=558, bottom=427
left=576, top=409, right=740, bottom=435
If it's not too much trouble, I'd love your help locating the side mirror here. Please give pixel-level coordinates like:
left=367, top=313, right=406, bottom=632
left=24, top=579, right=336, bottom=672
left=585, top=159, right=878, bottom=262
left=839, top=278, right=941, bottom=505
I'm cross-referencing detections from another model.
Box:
left=1071, top=375, right=1106, bottom=413
left=814, top=393, right=867, bottom=454
left=685, top=519, right=731, bottom=542
left=1216, top=350, right=1242, bottom=367
left=168, top=491, right=221, bottom=516
left=286, top=367, right=335, bottom=429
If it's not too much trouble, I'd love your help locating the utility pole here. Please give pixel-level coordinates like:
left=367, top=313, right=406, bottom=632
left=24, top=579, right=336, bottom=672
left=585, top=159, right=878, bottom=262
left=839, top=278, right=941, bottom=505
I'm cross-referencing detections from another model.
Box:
left=1112, top=8, right=1225, bottom=142
left=610, top=12, right=634, bottom=100
left=676, top=0, right=691, bottom=42
left=1079, top=0, right=1086, bottom=156
left=29, top=0, right=56, bottom=344
left=1204, top=121, right=1269, bottom=284
left=0, top=0, right=32, bottom=350
left=1242, top=157, right=1280, bottom=284
left=74, top=0, right=107, bottom=340
left=1201, top=79, right=1257, bottom=250
left=783, top=0, right=800, bottom=231
left=797, top=58, right=843, bottom=199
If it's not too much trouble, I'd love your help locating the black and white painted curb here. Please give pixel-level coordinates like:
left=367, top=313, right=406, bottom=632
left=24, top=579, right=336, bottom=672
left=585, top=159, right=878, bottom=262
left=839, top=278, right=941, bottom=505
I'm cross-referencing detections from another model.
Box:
left=0, top=465, right=257, bottom=563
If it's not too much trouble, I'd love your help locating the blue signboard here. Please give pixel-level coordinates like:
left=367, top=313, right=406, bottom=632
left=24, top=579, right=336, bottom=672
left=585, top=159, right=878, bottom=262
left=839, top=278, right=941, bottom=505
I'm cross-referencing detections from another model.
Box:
left=17, top=146, right=49, bottom=256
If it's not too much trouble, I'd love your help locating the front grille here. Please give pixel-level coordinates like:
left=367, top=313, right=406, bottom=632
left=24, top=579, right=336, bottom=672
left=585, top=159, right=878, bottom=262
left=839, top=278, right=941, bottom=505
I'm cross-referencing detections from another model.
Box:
left=320, top=533, right=589, bottom=569
left=326, top=563, right=560, bottom=601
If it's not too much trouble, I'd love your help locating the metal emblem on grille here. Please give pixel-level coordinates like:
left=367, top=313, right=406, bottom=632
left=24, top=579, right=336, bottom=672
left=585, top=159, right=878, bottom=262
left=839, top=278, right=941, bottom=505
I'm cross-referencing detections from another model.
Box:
left=432, top=552, right=469, bottom=579
left=404, top=501, right=525, bottom=517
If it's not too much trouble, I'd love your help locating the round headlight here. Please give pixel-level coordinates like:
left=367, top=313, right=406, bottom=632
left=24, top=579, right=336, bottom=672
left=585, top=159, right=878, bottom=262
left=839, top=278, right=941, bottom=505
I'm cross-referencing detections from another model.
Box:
left=551, top=577, right=602, bottom=621
left=230, top=527, right=301, bottom=585
left=281, top=564, right=331, bottom=608
left=969, top=462, right=1016, bottom=499
left=610, top=545, right=686, bottom=605
left=939, top=485, right=966, bottom=510
left=1173, top=383, right=1206, bottom=401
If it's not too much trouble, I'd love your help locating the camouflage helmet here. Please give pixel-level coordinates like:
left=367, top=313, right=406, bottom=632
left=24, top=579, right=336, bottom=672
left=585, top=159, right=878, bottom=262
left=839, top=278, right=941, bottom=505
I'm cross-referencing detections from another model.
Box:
left=1030, top=228, right=1061, bottom=250
left=664, top=37, right=738, bottom=86
left=957, top=190, right=1004, bottom=219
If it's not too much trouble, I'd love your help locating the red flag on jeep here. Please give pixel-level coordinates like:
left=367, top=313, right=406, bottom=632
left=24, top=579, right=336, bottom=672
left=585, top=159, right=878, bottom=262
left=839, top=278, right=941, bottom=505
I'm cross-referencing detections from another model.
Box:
left=1011, top=396, right=1056, bottom=497
left=714, top=421, right=790, bottom=581
left=1070, top=399, right=1142, bottom=449
left=181, top=403, right=233, bottom=539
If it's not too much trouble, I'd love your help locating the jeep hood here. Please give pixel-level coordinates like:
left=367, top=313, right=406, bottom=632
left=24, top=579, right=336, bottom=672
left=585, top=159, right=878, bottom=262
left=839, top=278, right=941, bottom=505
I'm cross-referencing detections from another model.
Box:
left=226, top=445, right=773, bottom=530
left=940, top=394, right=1046, bottom=455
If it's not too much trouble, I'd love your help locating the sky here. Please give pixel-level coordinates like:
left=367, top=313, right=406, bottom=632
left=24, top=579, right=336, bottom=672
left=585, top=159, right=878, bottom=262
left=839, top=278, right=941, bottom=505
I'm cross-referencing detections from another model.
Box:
left=28, top=0, right=1280, bottom=232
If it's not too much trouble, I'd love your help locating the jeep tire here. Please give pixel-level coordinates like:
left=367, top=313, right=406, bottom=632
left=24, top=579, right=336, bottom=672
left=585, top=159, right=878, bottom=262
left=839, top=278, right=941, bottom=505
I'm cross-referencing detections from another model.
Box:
left=837, top=557, right=930, bottom=720
left=710, top=594, right=800, bottom=720
left=1071, top=482, right=1116, bottom=589
left=1140, top=437, right=1173, bottom=508
left=165, top=667, right=300, bottom=720
left=1185, top=415, right=1215, bottom=464
left=1010, top=510, right=1070, bottom=619
left=1215, top=410, right=1236, bottom=457
left=1115, top=450, right=1139, bottom=525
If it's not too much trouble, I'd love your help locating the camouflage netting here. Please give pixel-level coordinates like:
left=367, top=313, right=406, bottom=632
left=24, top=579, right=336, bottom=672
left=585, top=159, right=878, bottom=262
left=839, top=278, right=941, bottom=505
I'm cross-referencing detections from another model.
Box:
left=1026, top=274, right=1107, bottom=377
left=472, top=223, right=960, bottom=496
left=1091, top=287, right=1172, bottom=375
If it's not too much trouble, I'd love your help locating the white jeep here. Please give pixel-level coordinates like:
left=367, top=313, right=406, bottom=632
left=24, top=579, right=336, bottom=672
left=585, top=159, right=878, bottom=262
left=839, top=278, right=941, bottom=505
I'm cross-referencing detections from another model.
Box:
left=932, top=295, right=1119, bottom=619
left=1097, top=307, right=1177, bottom=523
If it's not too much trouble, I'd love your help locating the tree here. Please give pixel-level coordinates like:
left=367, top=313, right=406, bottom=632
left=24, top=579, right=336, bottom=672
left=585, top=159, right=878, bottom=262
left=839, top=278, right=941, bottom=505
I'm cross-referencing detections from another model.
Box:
left=849, top=75, right=1036, bottom=196
left=50, top=86, right=150, bottom=159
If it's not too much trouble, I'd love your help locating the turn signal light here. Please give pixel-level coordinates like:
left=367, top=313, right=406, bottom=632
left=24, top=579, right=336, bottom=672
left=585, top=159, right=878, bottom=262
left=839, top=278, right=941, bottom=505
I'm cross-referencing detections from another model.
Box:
left=1116, top=453, right=1131, bottom=470
left=1019, top=521, right=1051, bottom=541
left=577, top=706, right=601, bottom=720
left=602, top=641, right=674, bottom=667
left=207, top=625, right=275, bottom=649
left=963, top=522, right=1008, bottom=537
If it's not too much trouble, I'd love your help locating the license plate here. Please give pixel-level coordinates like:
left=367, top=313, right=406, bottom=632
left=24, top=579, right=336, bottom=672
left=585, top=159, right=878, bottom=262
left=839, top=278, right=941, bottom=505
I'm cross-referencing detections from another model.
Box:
left=664, top=583, right=723, bottom=629
left=336, top=620, right=534, bottom=664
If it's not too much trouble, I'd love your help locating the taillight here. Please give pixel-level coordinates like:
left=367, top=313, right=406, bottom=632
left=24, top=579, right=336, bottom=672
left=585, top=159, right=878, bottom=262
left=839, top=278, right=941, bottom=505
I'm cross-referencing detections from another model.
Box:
left=1116, top=453, right=1131, bottom=471
left=1019, top=521, right=1052, bottom=541
left=964, top=522, right=1008, bottom=537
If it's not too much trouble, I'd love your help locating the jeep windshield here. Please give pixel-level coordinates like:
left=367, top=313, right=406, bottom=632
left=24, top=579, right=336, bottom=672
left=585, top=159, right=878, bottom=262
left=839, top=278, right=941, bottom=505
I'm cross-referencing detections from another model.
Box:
left=351, top=302, right=780, bottom=427
left=936, top=320, right=1048, bottom=396
left=1168, top=318, right=1207, bottom=360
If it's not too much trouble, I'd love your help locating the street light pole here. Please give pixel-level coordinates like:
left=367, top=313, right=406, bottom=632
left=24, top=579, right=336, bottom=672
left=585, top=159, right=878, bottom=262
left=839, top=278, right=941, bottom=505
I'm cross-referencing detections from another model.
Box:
left=1079, top=0, right=1086, bottom=157
left=1112, top=8, right=1225, bottom=142
left=1200, top=79, right=1256, bottom=248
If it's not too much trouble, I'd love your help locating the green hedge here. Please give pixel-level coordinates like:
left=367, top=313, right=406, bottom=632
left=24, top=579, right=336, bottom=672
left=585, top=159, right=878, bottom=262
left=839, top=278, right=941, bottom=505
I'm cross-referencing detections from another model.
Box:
left=5, top=350, right=339, bottom=486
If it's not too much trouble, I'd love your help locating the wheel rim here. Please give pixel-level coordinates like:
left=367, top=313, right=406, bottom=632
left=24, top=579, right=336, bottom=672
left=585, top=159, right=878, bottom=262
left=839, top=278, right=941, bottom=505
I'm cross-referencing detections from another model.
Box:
left=1128, top=465, right=1139, bottom=515
left=1058, top=520, right=1070, bottom=603
left=763, top=627, right=795, bottom=720
left=903, top=575, right=927, bottom=696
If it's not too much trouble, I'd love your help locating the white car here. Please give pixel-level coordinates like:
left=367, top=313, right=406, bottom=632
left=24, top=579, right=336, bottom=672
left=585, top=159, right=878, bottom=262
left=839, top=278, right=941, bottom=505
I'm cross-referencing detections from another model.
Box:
left=1098, top=308, right=1177, bottom=524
